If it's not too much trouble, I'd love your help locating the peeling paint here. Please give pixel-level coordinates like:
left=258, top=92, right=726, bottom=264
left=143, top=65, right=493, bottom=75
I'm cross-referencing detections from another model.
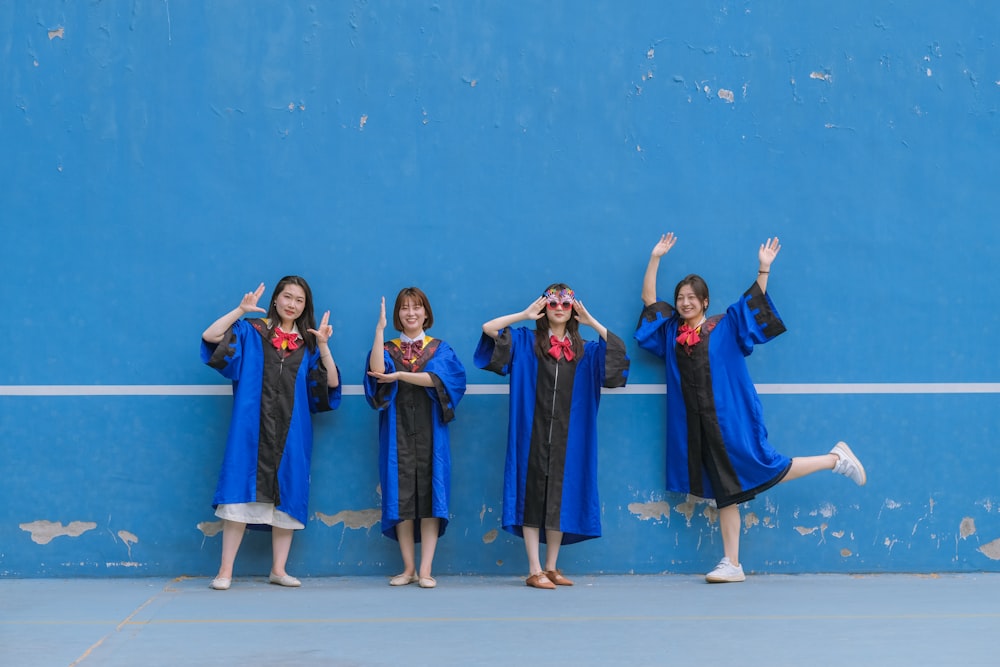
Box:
left=117, top=530, right=138, bottom=559
left=646, top=48, right=654, bottom=59
left=48, top=27, right=65, bottom=40
left=809, top=71, right=831, bottom=81
left=832, top=530, right=845, bottom=538
left=810, top=502, right=837, bottom=519
left=717, top=88, right=734, bottom=103
left=794, top=526, right=818, bottom=536
left=359, top=114, right=368, bottom=130
left=702, top=505, right=718, bottom=524
left=483, top=529, right=498, bottom=544
left=479, top=504, right=487, bottom=523
left=959, top=517, right=976, bottom=539
left=743, top=512, right=759, bottom=531
left=979, top=538, right=1000, bottom=560
left=840, top=548, right=852, bottom=557
left=627, top=500, right=670, bottom=521
left=197, top=520, right=224, bottom=537
left=20, top=520, right=97, bottom=544
left=315, top=509, right=380, bottom=529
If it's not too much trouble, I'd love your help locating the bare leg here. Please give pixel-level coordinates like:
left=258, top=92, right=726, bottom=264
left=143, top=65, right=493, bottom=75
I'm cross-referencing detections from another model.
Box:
left=270, top=527, right=295, bottom=577
left=543, top=530, right=563, bottom=571
left=395, top=520, right=417, bottom=576
left=782, top=454, right=838, bottom=483
left=522, top=526, right=543, bottom=574
left=418, top=518, right=440, bottom=579
left=719, top=504, right=741, bottom=566
left=216, top=520, right=246, bottom=579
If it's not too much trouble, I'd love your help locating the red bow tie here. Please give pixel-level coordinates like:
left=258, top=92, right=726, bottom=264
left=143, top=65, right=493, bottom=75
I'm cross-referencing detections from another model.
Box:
left=676, top=324, right=702, bottom=348
left=400, top=338, right=424, bottom=362
left=548, top=335, right=574, bottom=361
left=272, top=327, right=300, bottom=351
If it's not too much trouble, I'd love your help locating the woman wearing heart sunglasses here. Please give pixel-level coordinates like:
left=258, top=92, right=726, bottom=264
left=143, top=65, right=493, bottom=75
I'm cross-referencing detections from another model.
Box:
left=201, top=276, right=342, bottom=591
left=365, top=287, right=467, bottom=589
left=476, top=283, right=629, bottom=589
left=635, top=234, right=866, bottom=584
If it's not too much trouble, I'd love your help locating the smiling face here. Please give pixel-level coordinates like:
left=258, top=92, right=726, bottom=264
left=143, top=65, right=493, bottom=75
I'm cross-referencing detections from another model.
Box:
left=543, top=285, right=576, bottom=327
left=397, top=297, right=426, bottom=338
left=275, top=284, right=307, bottom=329
left=673, top=275, right=710, bottom=326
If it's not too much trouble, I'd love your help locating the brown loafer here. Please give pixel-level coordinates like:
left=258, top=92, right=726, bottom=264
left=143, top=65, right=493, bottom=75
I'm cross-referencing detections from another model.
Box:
left=544, top=569, right=574, bottom=586
left=525, top=572, right=556, bottom=589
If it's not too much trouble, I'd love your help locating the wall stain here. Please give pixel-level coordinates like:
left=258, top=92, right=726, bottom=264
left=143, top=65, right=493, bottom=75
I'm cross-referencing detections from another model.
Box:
left=627, top=500, right=671, bottom=521
left=483, top=529, right=498, bottom=544
left=979, top=538, right=1000, bottom=560
left=959, top=517, right=976, bottom=539
left=197, top=520, right=224, bottom=537
left=315, top=509, right=380, bottom=529
left=19, top=520, right=96, bottom=545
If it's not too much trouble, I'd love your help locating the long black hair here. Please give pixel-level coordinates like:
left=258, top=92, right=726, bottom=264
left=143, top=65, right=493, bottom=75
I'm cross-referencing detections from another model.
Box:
left=533, top=282, right=584, bottom=360
left=265, top=275, right=318, bottom=352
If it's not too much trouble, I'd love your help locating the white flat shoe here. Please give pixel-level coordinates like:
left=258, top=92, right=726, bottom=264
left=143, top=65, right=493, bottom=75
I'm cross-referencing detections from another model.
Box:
left=268, top=572, right=301, bottom=587
left=389, top=573, right=419, bottom=586
left=210, top=577, right=231, bottom=590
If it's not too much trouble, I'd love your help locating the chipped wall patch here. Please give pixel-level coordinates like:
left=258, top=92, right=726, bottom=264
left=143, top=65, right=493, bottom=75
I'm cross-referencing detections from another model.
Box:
left=19, top=520, right=97, bottom=545
left=959, top=517, right=976, bottom=539
left=197, top=520, right=224, bottom=537
left=359, top=114, right=368, bottom=130
left=718, top=88, right=735, bottom=103
left=315, top=509, right=380, bottom=529
left=743, top=512, right=759, bottom=531
left=483, top=529, right=498, bottom=544
left=794, top=526, right=818, bottom=536
left=48, top=27, right=65, bottom=40
left=979, top=538, right=1000, bottom=560
left=840, top=548, right=852, bottom=557
left=809, top=71, right=831, bottom=81
left=627, top=500, right=670, bottom=521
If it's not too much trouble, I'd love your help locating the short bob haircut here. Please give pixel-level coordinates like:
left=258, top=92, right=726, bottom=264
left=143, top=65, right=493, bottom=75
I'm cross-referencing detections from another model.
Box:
left=674, top=274, right=710, bottom=312
left=392, top=286, right=434, bottom=332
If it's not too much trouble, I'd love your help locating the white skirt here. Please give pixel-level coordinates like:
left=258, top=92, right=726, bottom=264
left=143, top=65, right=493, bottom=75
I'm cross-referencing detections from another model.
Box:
left=215, top=502, right=305, bottom=530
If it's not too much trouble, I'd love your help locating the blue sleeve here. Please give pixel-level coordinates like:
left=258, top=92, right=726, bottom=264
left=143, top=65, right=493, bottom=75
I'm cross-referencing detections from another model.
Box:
left=308, top=351, right=342, bottom=413
left=363, top=350, right=397, bottom=411
left=424, top=342, right=468, bottom=424
left=200, top=319, right=250, bottom=380
left=633, top=301, right=676, bottom=359
left=727, top=281, right=787, bottom=356
left=474, top=328, right=513, bottom=375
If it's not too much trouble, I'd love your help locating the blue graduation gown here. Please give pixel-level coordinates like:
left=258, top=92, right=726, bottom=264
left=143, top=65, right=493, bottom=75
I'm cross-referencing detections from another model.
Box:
left=475, top=327, right=629, bottom=545
left=202, top=318, right=341, bottom=526
left=634, top=282, right=791, bottom=507
left=364, top=338, right=467, bottom=541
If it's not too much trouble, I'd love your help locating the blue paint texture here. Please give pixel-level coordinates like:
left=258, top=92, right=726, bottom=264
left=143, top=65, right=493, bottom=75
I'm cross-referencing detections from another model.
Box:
left=1, top=2, right=998, bottom=577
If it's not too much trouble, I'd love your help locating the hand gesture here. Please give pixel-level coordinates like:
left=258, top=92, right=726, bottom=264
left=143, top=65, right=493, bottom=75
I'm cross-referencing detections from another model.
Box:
left=308, top=310, right=333, bottom=345
left=758, top=237, right=781, bottom=269
left=239, top=283, right=267, bottom=315
left=367, top=369, right=400, bottom=384
left=573, top=300, right=597, bottom=329
left=651, top=233, right=677, bottom=258
left=375, top=297, right=387, bottom=332
left=523, top=296, right=547, bottom=321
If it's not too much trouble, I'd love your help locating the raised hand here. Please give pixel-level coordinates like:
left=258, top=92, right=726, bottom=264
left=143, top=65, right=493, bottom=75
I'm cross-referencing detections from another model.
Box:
left=651, top=233, right=677, bottom=258
left=308, top=310, right=333, bottom=345
left=758, top=237, right=781, bottom=269
left=375, top=297, right=387, bottom=331
left=239, top=283, right=267, bottom=314
left=573, top=300, right=596, bottom=329
left=524, top=296, right=548, bottom=320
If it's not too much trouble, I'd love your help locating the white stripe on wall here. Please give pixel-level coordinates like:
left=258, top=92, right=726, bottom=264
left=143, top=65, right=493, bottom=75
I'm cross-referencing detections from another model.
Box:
left=1, top=383, right=998, bottom=397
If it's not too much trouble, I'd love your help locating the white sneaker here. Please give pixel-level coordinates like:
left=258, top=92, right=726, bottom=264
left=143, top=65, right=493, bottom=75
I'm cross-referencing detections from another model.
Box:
left=705, top=557, right=745, bottom=583
left=831, top=441, right=867, bottom=486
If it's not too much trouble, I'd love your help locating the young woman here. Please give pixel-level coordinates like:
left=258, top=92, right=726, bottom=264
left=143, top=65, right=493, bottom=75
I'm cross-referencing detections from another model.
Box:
left=476, top=284, right=629, bottom=589
left=365, top=287, right=467, bottom=589
left=201, top=276, right=341, bottom=590
left=635, top=234, right=866, bottom=583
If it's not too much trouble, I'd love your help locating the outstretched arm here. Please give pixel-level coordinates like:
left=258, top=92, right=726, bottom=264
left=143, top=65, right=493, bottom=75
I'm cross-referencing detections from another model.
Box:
left=756, top=237, right=781, bottom=294
left=202, top=283, right=267, bottom=343
left=481, top=296, right=547, bottom=339
left=642, top=233, right=676, bottom=306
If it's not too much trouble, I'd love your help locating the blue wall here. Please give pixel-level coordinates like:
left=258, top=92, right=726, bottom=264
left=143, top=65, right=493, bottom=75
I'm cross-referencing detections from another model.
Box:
left=2, top=1, right=998, bottom=578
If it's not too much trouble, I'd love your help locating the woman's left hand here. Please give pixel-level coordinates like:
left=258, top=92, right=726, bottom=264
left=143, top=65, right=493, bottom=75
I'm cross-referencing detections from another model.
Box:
left=367, top=369, right=400, bottom=384
left=309, top=310, right=333, bottom=345
left=758, top=237, right=781, bottom=268
left=573, top=300, right=596, bottom=328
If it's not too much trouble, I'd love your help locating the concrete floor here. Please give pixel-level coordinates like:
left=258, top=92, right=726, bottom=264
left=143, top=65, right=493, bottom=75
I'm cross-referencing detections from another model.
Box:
left=1, top=573, right=997, bottom=666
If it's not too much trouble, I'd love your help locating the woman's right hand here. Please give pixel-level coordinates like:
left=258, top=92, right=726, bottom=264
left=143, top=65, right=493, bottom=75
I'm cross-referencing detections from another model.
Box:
left=651, top=233, right=677, bottom=258
left=376, top=296, right=387, bottom=331
left=523, top=296, right=547, bottom=320
left=239, top=283, right=267, bottom=314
